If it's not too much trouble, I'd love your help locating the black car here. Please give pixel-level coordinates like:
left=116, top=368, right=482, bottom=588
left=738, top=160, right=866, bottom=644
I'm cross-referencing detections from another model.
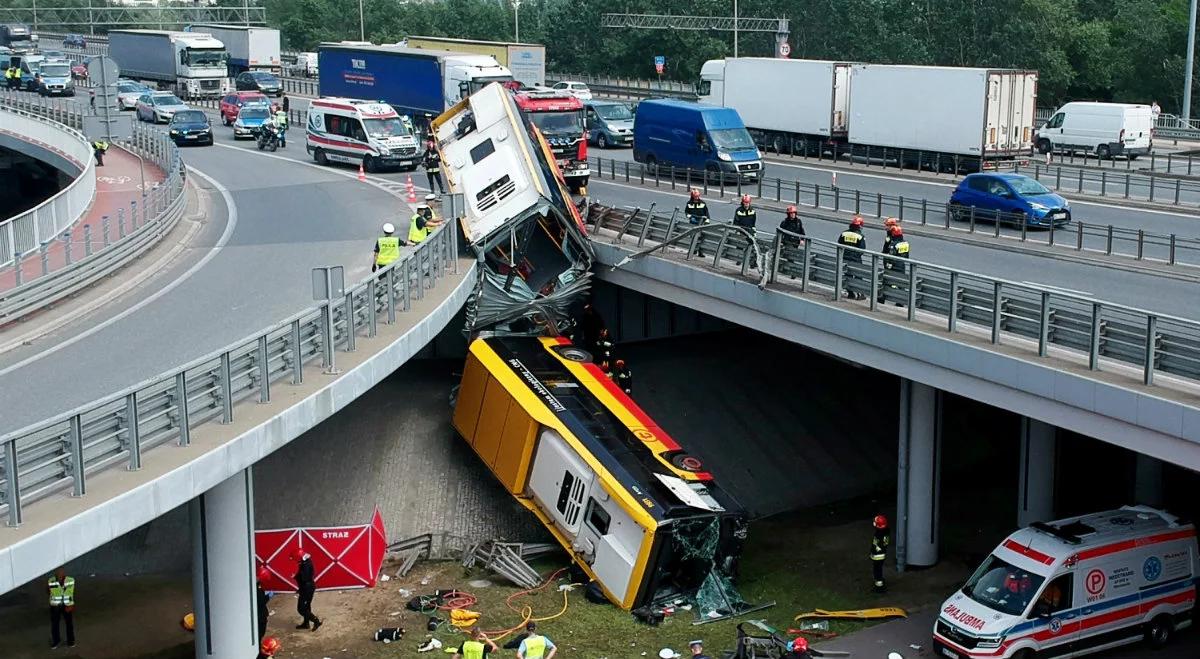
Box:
left=168, top=110, right=213, bottom=146
left=62, top=34, right=86, bottom=49
left=234, top=70, right=282, bottom=97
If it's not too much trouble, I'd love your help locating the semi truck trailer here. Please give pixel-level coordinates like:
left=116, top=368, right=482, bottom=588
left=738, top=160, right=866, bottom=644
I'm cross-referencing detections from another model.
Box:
left=188, top=24, right=281, bottom=75
left=700, top=58, right=1038, bottom=170
left=317, top=43, right=512, bottom=122
left=404, top=36, right=546, bottom=88
left=109, top=29, right=230, bottom=99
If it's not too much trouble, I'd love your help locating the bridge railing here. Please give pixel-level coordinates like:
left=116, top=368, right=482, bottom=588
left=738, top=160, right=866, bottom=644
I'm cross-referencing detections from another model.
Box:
left=589, top=203, right=1200, bottom=390
left=588, top=156, right=1200, bottom=268
left=0, top=221, right=459, bottom=528
left=0, top=91, right=187, bottom=323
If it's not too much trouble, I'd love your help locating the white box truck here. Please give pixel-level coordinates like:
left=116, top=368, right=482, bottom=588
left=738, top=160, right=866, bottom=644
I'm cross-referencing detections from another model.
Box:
left=404, top=36, right=546, bottom=87
left=188, top=24, right=281, bottom=76
left=109, top=29, right=230, bottom=99
left=699, top=58, right=852, bottom=142
left=849, top=64, right=1037, bottom=168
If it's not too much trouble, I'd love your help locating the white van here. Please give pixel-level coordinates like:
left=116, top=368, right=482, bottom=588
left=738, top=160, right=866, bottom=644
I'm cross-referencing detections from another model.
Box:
left=305, top=97, right=421, bottom=172
left=1036, top=102, right=1154, bottom=159
left=933, top=506, right=1196, bottom=659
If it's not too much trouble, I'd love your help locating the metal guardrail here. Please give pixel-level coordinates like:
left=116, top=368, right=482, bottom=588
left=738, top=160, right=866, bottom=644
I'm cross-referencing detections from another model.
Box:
left=281, top=77, right=318, bottom=98
left=0, top=92, right=186, bottom=322
left=589, top=203, right=1200, bottom=390
left=544, top=72, right=697, bottom=101
left=0, top=103, right=95, bottom=270
left=0, top=221, right=460, bottom=527
left=588, top=156, right=1200, bottom=268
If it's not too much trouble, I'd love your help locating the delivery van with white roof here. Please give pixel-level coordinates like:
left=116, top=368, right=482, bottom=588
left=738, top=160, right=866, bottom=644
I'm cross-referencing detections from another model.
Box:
left=933, top=505, right=1196, bottom=659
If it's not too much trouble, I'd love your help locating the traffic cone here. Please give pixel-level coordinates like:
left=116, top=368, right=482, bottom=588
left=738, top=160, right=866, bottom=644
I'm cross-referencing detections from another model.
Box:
left=358, top=163, right=366, bottom=182
left=406, top=175, right=417, bottom=203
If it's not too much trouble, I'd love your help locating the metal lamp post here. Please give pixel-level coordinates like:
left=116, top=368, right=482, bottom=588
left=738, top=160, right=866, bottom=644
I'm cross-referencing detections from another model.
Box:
left=1185, top=0, right=1198, bottom=120
left=359, top=0, right=366, bottom=42
left=513, top=0, right=522, bottom=43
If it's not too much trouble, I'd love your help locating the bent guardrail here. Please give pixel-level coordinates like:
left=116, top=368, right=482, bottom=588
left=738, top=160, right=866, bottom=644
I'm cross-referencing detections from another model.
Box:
left=588, top=156, right=1200, bottom=269
left=0, top=92, right=186, bottom=323
left=589, top=203, right=1200, bottom=391
left=0, top=221, right=459, bottom=527
left=0, top=104, right=95, bottom=270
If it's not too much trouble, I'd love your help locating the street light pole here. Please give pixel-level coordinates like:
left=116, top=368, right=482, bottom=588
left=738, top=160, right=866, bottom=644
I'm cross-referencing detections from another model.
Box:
left=733, top=0, right=739, bottom=58
left=1185, top=0, right=1198, bottom=120
left=513, top=0, right=522, bottom=43
left=359, top=0, right=366, bottom=42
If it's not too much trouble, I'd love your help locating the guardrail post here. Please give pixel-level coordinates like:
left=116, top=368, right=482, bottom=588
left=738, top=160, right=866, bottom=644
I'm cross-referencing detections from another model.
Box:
left=1168, top=235, right=1176, bottom=264
left=921, top=198, right=927, bottom=225
left=1089, top=303, right=1102, bottom=370
left=1037, top=291, right=1050, bottom=357
left=4, top=440, right=21, bottom=528
left=101, top=215, right=110, bottom=247
left=833, top=187, right=840, bottom=212
left=175, top=372, right=190, bottom=446
left=968, top=206, right=975, bottom=232
left=39, top=243, right=49, bottom=276
left=322, top=302, right=339, bottom=374
left=874, top=192, right=881, bottom=217
left=948, top=271, right=959, bottom=332
left=1174, top=179, right=1181, bottom=205
left=775, top=177, right=781, bottom=202
left=12, top=252, right=22, bottom=287
left=1149, top=174, right=1156, bottom=202
left=366, top=280, right=378, bottom=337
left=386, top=268, right=398, bottom=324
left=1136, top=230, right=1145, bottom=259
left=813, top=184, right=820, bottom=208
left=1143, top=316, right=1158, bottom=385
left=1124, top=174, right=1130, bottom=198
left=219, top=351, right=234, bottom=423
left=290, top=319, right=304, bottom=385
left=669, top=164, right=675, bottom=190
left=1077, top=169, right=1083, bottom=194
left=257, top=335, right=271, bottom=404
left=126, top=392, right=141, bottom=470
left=868, top=254, right=879, bottom=311
left=800, top=242, right=812, bottom=292
left=1020, top=213, right=1028, bottom=242
left=991, top=281, right=1003, bottom=344
left=899, top=196, right=905, bottom=221
left=906, top=266, right=917, bottom=320
left=1055, top=167, right=1062, bottom=190
left=624, top=161, right=630, bottom=182
left=1101, top=171, right=1107, bottom=196
left=833, top=247, right=844, bottom=301
left=68, top=415, right=85, bottom=497
left=1105, top=226, right=1113, bottom=254
left=130, top=201, right=138, bottom=229
left=854, top=189, right=861, bottom=213
left=344, top=292, right=357, bottom=352
left=64, top=230, right=73, bottom=265
left=117, top=208, right=126, bottom=239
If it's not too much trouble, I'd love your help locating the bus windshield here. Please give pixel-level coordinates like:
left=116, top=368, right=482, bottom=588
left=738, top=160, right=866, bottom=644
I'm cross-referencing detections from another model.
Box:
left=528, top=110, right=583, bottom=137
left=364, top=117, right=411, bottom=138
left=961, top=554, right=1046, bottom=617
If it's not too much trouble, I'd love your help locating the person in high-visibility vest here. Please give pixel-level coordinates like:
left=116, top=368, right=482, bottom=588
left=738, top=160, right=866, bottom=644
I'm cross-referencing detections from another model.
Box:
left=48, top=567, right=76, bottom=649
left=451, top=627, right=498, bottom=659
left=372, top=222, right=404, bottom=272
left=408, top=196, right=443, bottom=245
left=92, top=140, right=109, bottom=167
left=5, top=66, right=19, bottom=90
left=516, top=621, right=557, bottom=659
left=273, top=105, right=288, bottom=148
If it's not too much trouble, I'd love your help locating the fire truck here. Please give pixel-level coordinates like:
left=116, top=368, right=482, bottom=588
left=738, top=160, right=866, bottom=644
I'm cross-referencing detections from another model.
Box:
left=512, top=90, right=590, bottom=193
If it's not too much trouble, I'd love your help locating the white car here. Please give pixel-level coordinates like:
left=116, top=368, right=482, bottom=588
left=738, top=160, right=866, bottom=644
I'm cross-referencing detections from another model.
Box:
left=115, top=81, right=151, bottom=110
left=552, top=80, right=593, bottom=101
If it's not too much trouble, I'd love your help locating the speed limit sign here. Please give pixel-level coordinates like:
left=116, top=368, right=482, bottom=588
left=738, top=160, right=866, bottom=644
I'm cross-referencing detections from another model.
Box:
left=779, top=42, right=792, bottom=58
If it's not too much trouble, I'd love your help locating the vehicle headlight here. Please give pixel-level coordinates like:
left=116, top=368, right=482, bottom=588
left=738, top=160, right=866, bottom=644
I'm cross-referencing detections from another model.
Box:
left=1062, top=200, right=1069, bottom=209
left=235, top=121, right=244, bottom=128
left=717, top=151, right=732, bottom=161
left=975, top=637, right=1004, bottom=649
left=1028, top=202, right=1047, bottom=211
left=169, top=129, right=179, bottom=135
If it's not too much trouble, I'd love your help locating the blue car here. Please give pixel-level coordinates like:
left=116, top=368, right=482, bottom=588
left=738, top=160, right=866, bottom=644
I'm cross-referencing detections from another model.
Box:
left=233, top=105, right=273, bottom=139
left=948, top=173, right=1071, bottom=228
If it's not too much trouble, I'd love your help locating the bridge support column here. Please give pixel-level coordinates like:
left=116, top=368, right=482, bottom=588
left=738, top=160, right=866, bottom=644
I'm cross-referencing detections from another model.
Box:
left=190, top=468, right=258, bottom=659
left=1134, top=453, right=1165, bottom=507
left=896, top=379, right=941, bottom=571
left=1017, top=418, right=1056, bottom=527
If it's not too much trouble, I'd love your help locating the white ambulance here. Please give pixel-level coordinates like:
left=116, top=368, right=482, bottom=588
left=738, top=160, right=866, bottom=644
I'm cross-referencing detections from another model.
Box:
left=305, top=97, right=422, bottom=172
left=934, top=506, right=1196, bottom=659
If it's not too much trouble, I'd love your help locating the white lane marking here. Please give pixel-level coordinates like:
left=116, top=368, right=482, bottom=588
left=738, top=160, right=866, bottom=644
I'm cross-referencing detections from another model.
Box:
left=1022, top=282, right=1093, bottom=297
left=767, top=160, right=1200, bottom=218
left=0, top=167, right=237, bottom=378
left=210, top=142, right=432, bottom=201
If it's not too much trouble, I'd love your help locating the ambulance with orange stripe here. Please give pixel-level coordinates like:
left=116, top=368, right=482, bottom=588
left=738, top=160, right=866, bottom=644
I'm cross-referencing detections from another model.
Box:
left=934, top=506, right=1196, bottom=659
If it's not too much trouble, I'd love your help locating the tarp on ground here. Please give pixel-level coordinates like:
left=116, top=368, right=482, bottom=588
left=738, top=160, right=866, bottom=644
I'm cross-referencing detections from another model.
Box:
left=255, top=507, right=387, bottom=592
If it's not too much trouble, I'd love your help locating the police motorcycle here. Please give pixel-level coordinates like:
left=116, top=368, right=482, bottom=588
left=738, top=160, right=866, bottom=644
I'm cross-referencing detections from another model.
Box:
left=257, top=121, right=281, bottom=152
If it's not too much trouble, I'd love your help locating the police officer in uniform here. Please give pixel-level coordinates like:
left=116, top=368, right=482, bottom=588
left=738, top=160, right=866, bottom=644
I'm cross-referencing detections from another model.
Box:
left=292, top=550, right=322, bottom=631
left=48, top=567, right=76, bottom=649
left=92, top=139, right=109, bottom=167
left=613, top=359, right=633, bottom=395
left=688, top=639, right=713, bottom=659
left=870, top=515, right=890, bottom=593
left=5, top=65, right=18, bottom=90
left=685, top=189, right=710, bottom=256
left=837, top=216, right=867, bottom=299
left=423, top=139, right=445, bottom=195
left=273, top=105, right=288, bottom=147
left=372, top=222, right=404, bottom=272
left=409, top=196, right=443, bottom=245
left=878, top=226, right=910, bottom=306
left=453, top=627, right=499, bottom=659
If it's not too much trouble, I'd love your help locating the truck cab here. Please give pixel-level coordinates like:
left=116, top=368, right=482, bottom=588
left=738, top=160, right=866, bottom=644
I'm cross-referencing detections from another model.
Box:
left=513, top=90, right=590, bottom=193
left=633, top=99, right=763, bottom=183
left=0, top=24, right=35, bottom=54
left=174, top=32, right=230, bottom=98
left=443, top=54, right=513, bottom=107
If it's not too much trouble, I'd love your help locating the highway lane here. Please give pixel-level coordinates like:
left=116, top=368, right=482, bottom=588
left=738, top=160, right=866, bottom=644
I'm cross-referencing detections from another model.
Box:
left=587, top=177, right=1200, bottom=322
left=0, top=129, right=411, bottom=435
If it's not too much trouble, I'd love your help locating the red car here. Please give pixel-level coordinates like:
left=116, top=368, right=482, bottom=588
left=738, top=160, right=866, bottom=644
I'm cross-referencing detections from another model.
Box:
left=71, top=63, right=88, bottom=80
left=219, top=91, right=270, bottom=126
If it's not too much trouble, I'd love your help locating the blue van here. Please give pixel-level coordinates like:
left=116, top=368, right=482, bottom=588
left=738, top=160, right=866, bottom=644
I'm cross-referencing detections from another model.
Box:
left=633, top=99, right=762, bottom=182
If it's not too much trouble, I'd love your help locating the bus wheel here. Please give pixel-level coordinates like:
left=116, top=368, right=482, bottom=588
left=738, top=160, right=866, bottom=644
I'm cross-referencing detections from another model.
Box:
left=1146, top=614, right=1173, bottom=648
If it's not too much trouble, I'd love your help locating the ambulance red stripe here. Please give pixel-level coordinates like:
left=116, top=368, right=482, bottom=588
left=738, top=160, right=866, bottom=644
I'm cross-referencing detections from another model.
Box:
left=1001, top=539, right=1055, bottom=565
left=1075, top=529, right=1196, bottom=562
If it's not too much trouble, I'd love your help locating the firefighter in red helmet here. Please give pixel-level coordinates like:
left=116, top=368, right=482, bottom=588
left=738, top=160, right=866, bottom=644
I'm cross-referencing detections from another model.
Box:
left=732, top=194, right=758, bottom=270
left=871, top=515, right=891, bottom=593
left=686, top=189, right=711, bottom=257
left=837, top=216, right=868, bottom=299
left=258, top=636, right=281, bottom=658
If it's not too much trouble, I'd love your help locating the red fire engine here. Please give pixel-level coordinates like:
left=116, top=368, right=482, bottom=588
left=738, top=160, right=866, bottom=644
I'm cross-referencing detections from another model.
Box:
left=512, top=90, right=590, bottom=193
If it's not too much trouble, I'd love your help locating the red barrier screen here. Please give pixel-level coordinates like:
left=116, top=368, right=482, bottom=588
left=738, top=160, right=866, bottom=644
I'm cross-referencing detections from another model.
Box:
left=255, top=508, right=386, bottom=591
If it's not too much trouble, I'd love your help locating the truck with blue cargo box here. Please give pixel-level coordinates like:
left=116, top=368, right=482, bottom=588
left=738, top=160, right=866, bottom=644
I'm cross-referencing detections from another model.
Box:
left=317, top=43, right=512, bottom=126
left=187, top=24, right=281, bottom=76
left=109, top=29, right=231, bottom=99
left=632, top=99, right=763, bottom=183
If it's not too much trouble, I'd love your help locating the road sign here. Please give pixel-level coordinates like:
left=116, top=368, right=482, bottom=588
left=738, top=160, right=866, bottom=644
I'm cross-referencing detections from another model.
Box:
left=86, top=56, right=120, bottom=86
left=83, top=114, right=133, bottom=141
left=654, top=55, right=665, bottom=75
left=779, top=42, right=792, bottom=58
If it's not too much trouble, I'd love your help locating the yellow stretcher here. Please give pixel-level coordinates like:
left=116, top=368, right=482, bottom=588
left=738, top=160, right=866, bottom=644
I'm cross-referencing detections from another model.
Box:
left=794, top=607, right=907, bottom=621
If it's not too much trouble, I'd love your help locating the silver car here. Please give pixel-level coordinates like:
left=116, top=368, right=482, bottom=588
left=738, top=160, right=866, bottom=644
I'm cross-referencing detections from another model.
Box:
left=136, top=92, right=189, bottom=123
left=116, top=81, right=151, bottom=110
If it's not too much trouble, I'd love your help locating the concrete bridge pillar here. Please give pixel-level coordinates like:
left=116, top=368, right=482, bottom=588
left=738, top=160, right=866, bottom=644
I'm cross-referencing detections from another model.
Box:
left=190, top=468, right=258, bottom=659
left=1134, top=453, right=1165, bottom=507
left=1017, top=418, right=1057, bottom=527
left=896, top=379, right=942, bottom=570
